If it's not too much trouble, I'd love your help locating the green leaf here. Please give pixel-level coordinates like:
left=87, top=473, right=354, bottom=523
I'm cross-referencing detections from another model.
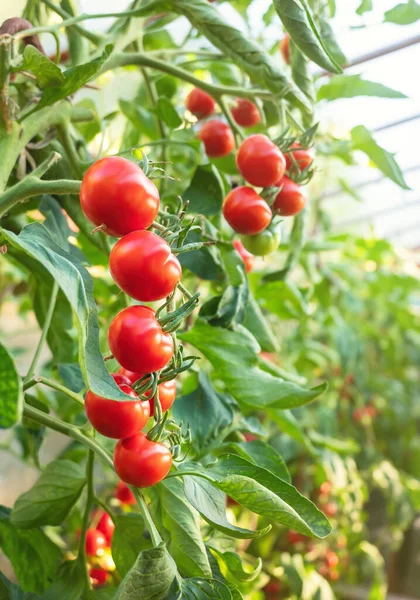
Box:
left=317, top=14, right=346, bottom=66
left=308, top=430, right=360, bottom=455
left=243, top=294, right=279, bottom=352
left=226, top=440, right=291, bottom=483
left=256, top=280, right=308, bottom=319
left=119, top=100, right=160, bottom=141
left=207, top=545, right=262, bottom=582
left=268, top=408, right=316, bottom=454
left=19, top=46, right=65, bottom=89
left=57, top=363, right=85, bottom=393
left=290, top=40, right=315, bottom=107
left=0, top=341, right=23, bottom=429
left=180, top=321, right=326, bottom=410
left=351, top=125, right=410, bottom=189
left=172, top=577, right=236, bottom=599
left=41, top=560, right=85, bottom=600
left=384, top=0, right=420, bottom=24
left=111, top=514, right=152, bottom=578
left=317, top=74, right=407, bottom=101
left=183, top=476, right=271, bottom=539
left=183, top=165, right=225, bottom=216
left=151, top=478, right=212, bottom=578
left=115, top=543, right=177, bottom=600
left=156, top=97, right=182, bottom=129
left=356, top=0, right=373, bottom=15
left=273, top=0, right=342, bottom=73
left=178, top=228, right=224, bottom=280
left=11, top=460, right=86, bottom=528
left=0, top=506, right=61, bottom=594
left=0, top=572, right=39, bottom=600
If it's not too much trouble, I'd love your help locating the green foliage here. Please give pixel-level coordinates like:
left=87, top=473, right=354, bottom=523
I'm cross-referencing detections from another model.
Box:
left=0, top=342, right=23, bottom=429
left=317, top=74, right=407, bottom=101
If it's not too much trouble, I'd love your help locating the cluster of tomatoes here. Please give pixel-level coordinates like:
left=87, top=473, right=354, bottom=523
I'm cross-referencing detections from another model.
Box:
left=185, top=86, right=313, bottom=265
left=80, top=156, right=183, bottom=489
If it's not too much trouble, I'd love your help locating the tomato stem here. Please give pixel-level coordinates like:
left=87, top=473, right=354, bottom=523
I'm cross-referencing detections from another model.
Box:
left=23, top=375, right=85, bottom=406
left=130, top=487, right=162, bottom=547
left=78, top=449, right=95, bottom=591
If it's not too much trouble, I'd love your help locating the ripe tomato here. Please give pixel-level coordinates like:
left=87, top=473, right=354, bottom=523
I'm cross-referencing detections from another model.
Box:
left=287, top=530, right=306, bottom=545
left=273, top=176, right=306, bottom=216
left=285, top=142, right=314, bottom=171
left=325, top=551, right=339, bottom=568
left=85, top=529, right=106, bottom=556
left=223, top=187, right=271, bottom=235
left=319, top=481, right=332, bottom=496
left=146, top=379, right=177, bottom=414
left=264, top=580, right=282, bottom=595
left=231, top=98, right=260, bottom=127
left=109, top=306, right=173, bottom=374
left=199, top=120, right=235, bottom=158
left=233, top=239, right=254, bottom=273
left=186, top=88, right=215, bottom=119
left=236, top=135, right=286, bottom=187
left=322, top=502, right=338, bottom=517
left=279, top=34, right=290, bottom=64
left=111, top=372, right=131, bottom=386
left=110, top=231, right=181, bottom=302
left=241, top=227, right=280, bottom=257
left=80, top=156, right=159, bottom=237
left=115, top=480, right=136, bottom=505
left=118, top=368, right=144, bottom=386
left=96, top=511, right=115, bottom=545
left=85, top=374, right=150, bottom=439
left=114, top=432, right=172, bottom=488
left=89, top=567, right=108, bottom=587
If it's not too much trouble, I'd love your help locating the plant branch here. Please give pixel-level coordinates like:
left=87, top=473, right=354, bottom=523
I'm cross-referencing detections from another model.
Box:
left=130, top=487, right=162, bottom=547
left=78, top=450, right=95, bottom=591
left=23, top=375, right=85, bottom=406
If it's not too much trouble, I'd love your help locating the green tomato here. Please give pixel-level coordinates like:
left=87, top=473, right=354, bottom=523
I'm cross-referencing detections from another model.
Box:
left=240, top=228, right=281, bottom=257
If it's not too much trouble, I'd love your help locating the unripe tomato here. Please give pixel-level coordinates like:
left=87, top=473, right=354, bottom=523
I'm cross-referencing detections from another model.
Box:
left=80, top=157, right=159, bottom=237
left=146, top=379, right=177, bottom=414
left=115, top=480, right=136, bottom=505
left=223, top=187, right=271, bottom=235
left=186, top=88, right=215, bottom=119
left=233, top=239, right=254, bottom=273
left=231, top=98, right=260, bottom=127
left=110, top=231, right=181, bottom=302
left=273, top=176, right=306, bottom=216
left=109, top=306, right=173, bottom=374
left=96, top=511, right=115, bottom=545
left=285, top=142, right=314, bottom=171
left=199, top=120, right=235, bottom=158
left=89, top=567, right=108, bottom=586
left=241, top=227, right=280, bottom=257
left=236, top=135, right=286, bottom=187
left=85, top=374, right=150, bottom=439
left=85, top=529, right=106, bottom=556
left=280, top=34, right=290, bottom=64
left=114, top=432, right=172, bottom=488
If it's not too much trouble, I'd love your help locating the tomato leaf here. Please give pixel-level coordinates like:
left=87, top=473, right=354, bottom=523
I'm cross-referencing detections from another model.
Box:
left=170, top=577, right=237, bottom=599
left=290, top=40, right=315, bottom=107
left=256, top=280, right=308, bottom=318
left=42, top=560, right=86, bottom=600
left=356, top=0, right=373, bottom=15
left=0, top=341, right=23, bottom=429
left=119, top=100, right=160, bottom=140
left=111, top=514, right=152, bottom=578
left=225, top=440, right=291, bottom=483
left=183, top=164, right=225, bottom=216
left=156, top=97, right=182, bottom=129
left=384, top=0, right=420, bottom=24
left=317, top=14, right=346, bottom=66
left=243, top=293, right=279, bottom=352
left=318, top=74, right=407, bottom=101
left=207, top=544, right=262, bottom=582
left=0, top=571, right=39, bottom=600
left=19, top=46, right=65, bottom=89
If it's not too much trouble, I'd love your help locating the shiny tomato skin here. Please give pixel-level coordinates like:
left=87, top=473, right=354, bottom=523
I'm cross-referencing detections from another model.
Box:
left=223, top=187, right=271, bottom=235
left=85, top=529, right=106, bottom=556
left=273, top=176, right=306, bottom=216
left=89, top=567, right=108, bottom=586
left=186, top=88, right=215, bottom=118
left=236, top=135, right=286, bottom=187
left=280, top=34, right=290, bottom=64
left=96, top=511, right=115, bottom=545
left=285, top=142, right=314, bottom=171
left=111, top=372, right=131, bottom=386
left=110, top=231, right=181, bottom=302
left=80, top=156, right=159, bottom=237
left=115, top=480, right=136, bottom=505
left=85, top=375, right=150, bottom=439
left=118, top=368, right=144, bottom=385
left=109, top=306, right=174, bottom=374
left=146, top=379, right=177, bottom=414
left=114, top=432, right=172, bottom=488
left=199, top=120, right=235, bottom=158
left=240, top=228, right=280, bottom=257
left=231, top=98, right=261, bottom=127
left=233, top=239, right=254, bottom=273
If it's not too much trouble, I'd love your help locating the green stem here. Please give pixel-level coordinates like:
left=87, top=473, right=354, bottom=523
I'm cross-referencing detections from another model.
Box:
left=23, top=375, right=85, bottom=406
left=40, top=0, right=104, bottom=45
left=57, top=124, right=84, bottom=179
left=217, top=95, right=244, bottom=142
left=78, top=450, right=95, bottom=591
left=94, top=495, right=116, bottom=522
left=24, top=281, right=59, bottom=383
left=130, top=487, right=162, bottom=547
left=0, top=177, right=80, bottom=218
left=177, top=282, right=193, bottom=300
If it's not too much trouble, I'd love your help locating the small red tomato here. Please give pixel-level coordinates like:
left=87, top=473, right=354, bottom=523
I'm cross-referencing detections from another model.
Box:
left=223, top=187, right=271, bottom=235
left=280, top=34, right=290, bottom=64
left=352, top=408, right=363, bottom=422
left=112, top=372, right=131, bottom=386
left=85, top=529, right=106, bottom=556
left=231, top=98, right=261, bottom=128
left=285, top=142, right=314, bottom=172
left=96, top=512, right=115, bottom=545
left=322, top=502, right=338, bottom=517
left=85, top=375, right=150, bottom=439
left=233, top=240, right=254, bottom=273
left=199, top=120, right=235, bottom=158
left=264, top=580, right=281, bottom=594
left=288, top=530, right=306, bottom=545
left=186, top=88, right=215, bottom=119
left=273, top=176, right=306, bottom=217
left=319, top=481, right=332, bottom=496
left=115, top=480, right=136, bottom=505
left=80, top=156, right=159, bottom=237
left=89, top=567, right=108, bottom=587
left=236, top=135, right=286, bottom=187
left=345, top=374, right=355, bottom=385
left=244, top=433, right=258, bottom=442
left=114, top=432, right=172, bottom=488
left=325, top=551, right=339, bottom=568
left=118, top=368, right=144, bottom=385
left=366, top=405, right=377, bottom=418
left=329, top=570, right=340, bottom=581
left=110, top=230, right=182, bottom=302
left=146, top=379, right=177, bottom=415
left=109, top=306, right=174, bottom=374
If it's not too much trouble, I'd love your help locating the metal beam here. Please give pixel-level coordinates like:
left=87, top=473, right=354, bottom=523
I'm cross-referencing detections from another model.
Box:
left=334, top=198, right=420, bottom=229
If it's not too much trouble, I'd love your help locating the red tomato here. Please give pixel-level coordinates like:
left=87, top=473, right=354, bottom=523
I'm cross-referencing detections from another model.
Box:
left=264, top=580, right=282, bottom=594
left=118, top=368, right=144, bottom=386
left=280, top=34, right=290, bottom=64
left=352, top=408, right=364, bottom=422
left=112, top=372, right=131, bottom=386
left=285, top=142, right=314, bottom=172
left=233, top=239, right=254, bottom=273
left=288, top=530, right=306, bottom=545
left=110, top=231, right=181, bottom=302
left=322, top=502, right=338, bottom=517
left=319, top=481, right=332, bottom=496
left=85, top=374, right=150, bottom=439
left=325, top=551, right=339, bottom=568
left=231, top=98, right=260, bottom=128
left=223, top=187, right=271, bottom=235
left=80, top=157, right=160, bottom=237
left=186, top=88, right=215, bottom=119
left=273, top=176, right=306, bottom=216
left=89, top=567, right=108, bottom=587
left=109, top=306, right=174, bottom=374
left=85, top=529, right=106, bottom=556
left=199, top=120, right=235, bottom=158
left=115, top=480, right=136, bottom=505
left=114, top=432, right=172, bottom=488
left=366, top=405, right=377, bottom=418
left=146, top=379, right=177, bottom=414
left=96, top=511, right=115, bottom=545
left=236, top=135, right=286, bottom=187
